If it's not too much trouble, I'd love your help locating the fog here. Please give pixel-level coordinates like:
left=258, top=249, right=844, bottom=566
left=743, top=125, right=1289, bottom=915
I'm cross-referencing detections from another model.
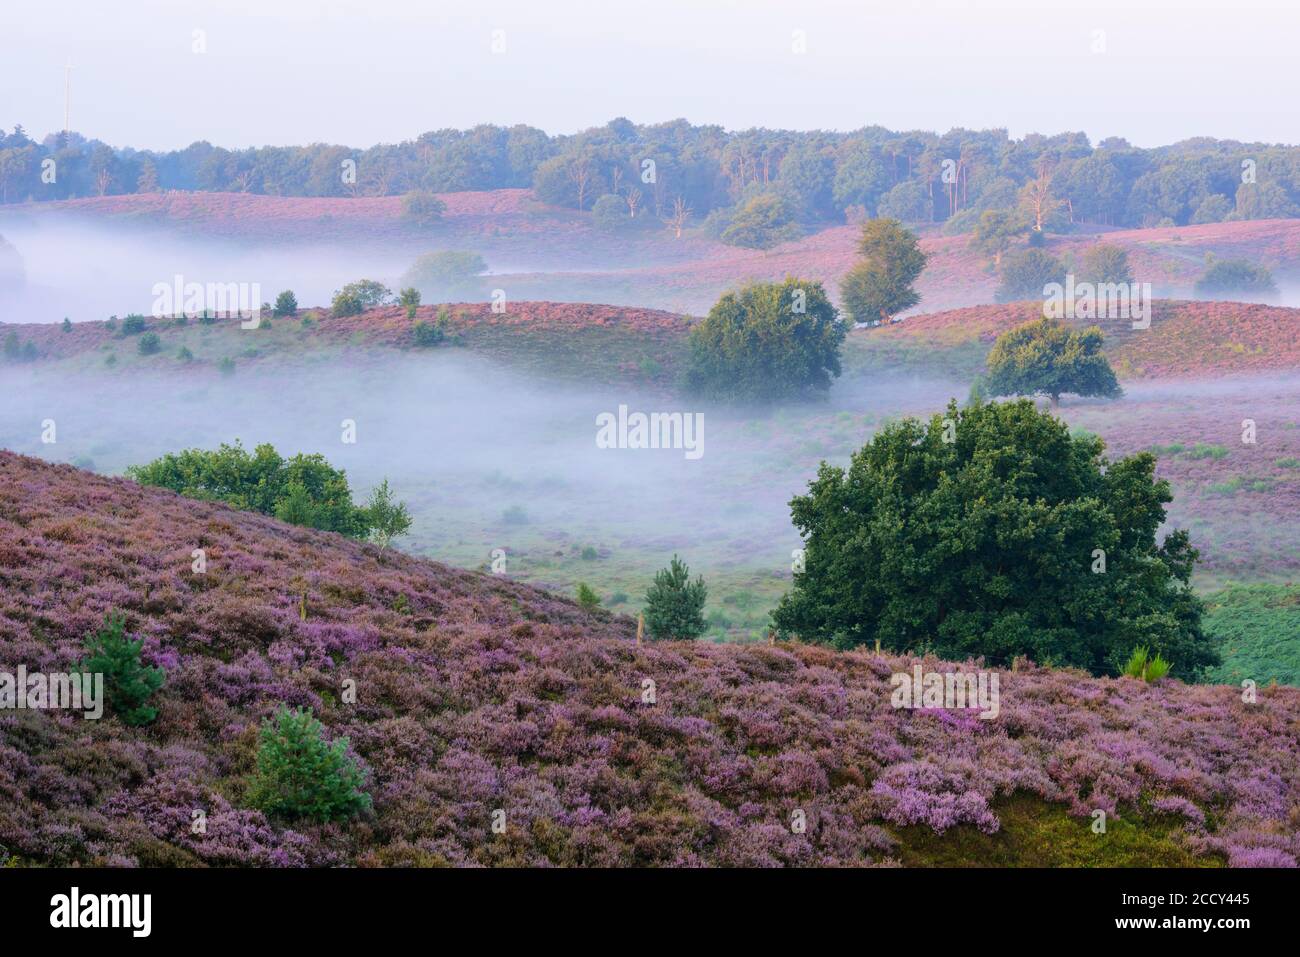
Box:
left=1, top=342, right=959, bottom=625
left=0, top=219, right=418, bottom=323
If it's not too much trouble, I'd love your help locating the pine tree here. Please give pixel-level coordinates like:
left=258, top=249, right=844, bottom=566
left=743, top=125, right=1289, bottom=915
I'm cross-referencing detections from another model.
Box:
left=80, top=613, right=165, bottom=725
left=643, top=555, right=708, bottom=640
left=247, top=706, right=371, bottom=822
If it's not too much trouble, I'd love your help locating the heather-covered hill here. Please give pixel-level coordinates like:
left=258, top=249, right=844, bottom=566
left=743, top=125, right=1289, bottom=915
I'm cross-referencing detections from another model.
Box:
left=8, top=297, right=1298, bottom=389
left=1, top=452, right=1297, bottom=867
left=0, top=301, right=693, bottom=387
left=844, top=299, right=1300, bottom=381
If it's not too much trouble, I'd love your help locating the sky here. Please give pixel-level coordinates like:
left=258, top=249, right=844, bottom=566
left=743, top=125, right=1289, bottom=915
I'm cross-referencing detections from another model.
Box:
left=3, top=0, right=1298, bottom=151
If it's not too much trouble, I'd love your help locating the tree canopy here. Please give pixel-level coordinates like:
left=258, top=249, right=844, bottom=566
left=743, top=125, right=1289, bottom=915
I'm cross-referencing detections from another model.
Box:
left=773, top=399, right=1215, bottom=678
left=685, top=278, right=845, bottom=403
left=985, top=317, right=1122, bottom=405
left=838, top=217, right=928, bottom=324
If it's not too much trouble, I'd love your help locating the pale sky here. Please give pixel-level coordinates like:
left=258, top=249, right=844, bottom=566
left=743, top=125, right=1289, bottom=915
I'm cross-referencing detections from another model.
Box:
left=3, top=0, right=1297, bottom=150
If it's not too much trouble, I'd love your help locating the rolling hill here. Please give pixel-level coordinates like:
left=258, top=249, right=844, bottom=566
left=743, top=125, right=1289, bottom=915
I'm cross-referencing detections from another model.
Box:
left=7, top=192, right=1299, bottom=314
left=0, top=451, right=1296, bottom=867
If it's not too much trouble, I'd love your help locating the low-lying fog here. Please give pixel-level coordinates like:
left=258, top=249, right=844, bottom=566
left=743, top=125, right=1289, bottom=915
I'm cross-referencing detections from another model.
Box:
left=4, top=219, right=1300, bottom=327
left=1, top=348, right=962, bottom=627
left=0, top=220, right=426, bottom=323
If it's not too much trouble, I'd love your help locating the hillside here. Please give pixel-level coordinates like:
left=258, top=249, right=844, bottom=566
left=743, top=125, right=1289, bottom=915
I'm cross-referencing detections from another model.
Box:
left=843, top=299, right=1300, bottom=381
left=7, top=297, right=1297, bottom=388
left=8, top=193, right=1299, bottom=314
left=0, top=301, right=693, bottom=387
left=1, top=451, right=1296, bottom=867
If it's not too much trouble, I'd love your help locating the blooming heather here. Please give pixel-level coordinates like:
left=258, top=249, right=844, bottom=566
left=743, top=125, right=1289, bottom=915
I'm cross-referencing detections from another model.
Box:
left=0, top=451, right=1296, bottom=867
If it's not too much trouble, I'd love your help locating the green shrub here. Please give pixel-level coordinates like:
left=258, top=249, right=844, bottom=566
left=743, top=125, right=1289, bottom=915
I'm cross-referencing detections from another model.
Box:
left=643, top=555, right=708, bottom=640
left=398, top=287, right=420, bottom=319
left=985, top=318, right=1122, bottom=405
left=247, top=706, right=371, bottom=822
left=686, top=278, right=845, bottom=404
left=719, top=193, right=801, bottom=249
left=128, top=440, right=374, bottom=538
left=591, top=193, right=626, bottom=231
left=217, top=356, right=235, bottom=376
left=575, top=582, right=602, bottom=611
left=411, top=319, right=444, bottom=347
left=61, top=317, right=72, bottom=333
left=177, top=346, right=194, bottom=363
left=1122, top=646, right=1171, bottom=682
left=121, top=314, right=147, bottom=335
left=363, top=478, right=412, bottom=550
left=995, top=248, right=1066, bottom=302
left=401, top=189, right=446, bottom=227
left=80, top=613, right=165, bottom=725
left=773, top=399, right=1215, bottom=678
left=137, top=332, right=161, bottom=355
left=1194, top=257, right=1276, bottom=298
left=273, top=290, right=298, bottom=317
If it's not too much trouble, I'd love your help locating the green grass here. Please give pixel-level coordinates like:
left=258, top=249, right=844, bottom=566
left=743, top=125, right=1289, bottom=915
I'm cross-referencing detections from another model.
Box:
left=891, top=794, right=1222, bottom=867
left=1202, top=583, right=1300, bottom=686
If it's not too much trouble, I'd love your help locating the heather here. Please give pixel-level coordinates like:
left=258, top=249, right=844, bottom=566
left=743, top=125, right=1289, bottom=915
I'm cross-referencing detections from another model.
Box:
left=0, top=452, right=1296, bottom=867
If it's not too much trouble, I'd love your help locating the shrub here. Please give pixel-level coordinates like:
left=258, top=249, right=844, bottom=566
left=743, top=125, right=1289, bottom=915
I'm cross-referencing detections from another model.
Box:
left=1123, top=647, right=1172, bottom=682
left=137, top=332, right=161, bottom=355
left=398, top=287, right=420, bottom=319
left=985, top=317, right=1122, bottom=405
left=121, top=314, right=147, bottom=335
left=61, top=317, right=72, bottom=333
left=591, top=193, right=626, bottom=231
left=364, top=478, right=412, bottom=551
left=273, top=290, right=298, bottom=317
left=128, top=441, right=372, bottom=538
left=773, top=399, right=1215, bottom=678
left=177, top=346, right=194, bottom=363
left=995, top=248, right=1067, bottom=302
left=411, top=319, right=444, bottom=347
left=502, top=505, right=529, bottom=525
left=247, top=706, right=371, bottom=822
left=1194, top=257, right=1276, bottom=299
left=401, top=251, right=486, bottom=296
left=331, top=290, right=364, bottom=317
left=401, top=189, right=447, bottom=227
left=1079, top=244, right=1134, bottom=285
left=575, top=582, right=602, bottom=612
left=686, top=278, right=845, bottom=403
left=332, top=279, right=391, bottom=317
left=644, top=555, right=708, bottom=640
left=217, top=356, right=235, bottom=376
left=80, top=613, right=165, bottom=726
left=720, top=193, right=801, bottom=249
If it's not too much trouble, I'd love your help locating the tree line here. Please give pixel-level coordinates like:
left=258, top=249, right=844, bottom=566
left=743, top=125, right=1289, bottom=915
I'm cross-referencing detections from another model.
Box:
left=4, top=119, right=1300, bottom=241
